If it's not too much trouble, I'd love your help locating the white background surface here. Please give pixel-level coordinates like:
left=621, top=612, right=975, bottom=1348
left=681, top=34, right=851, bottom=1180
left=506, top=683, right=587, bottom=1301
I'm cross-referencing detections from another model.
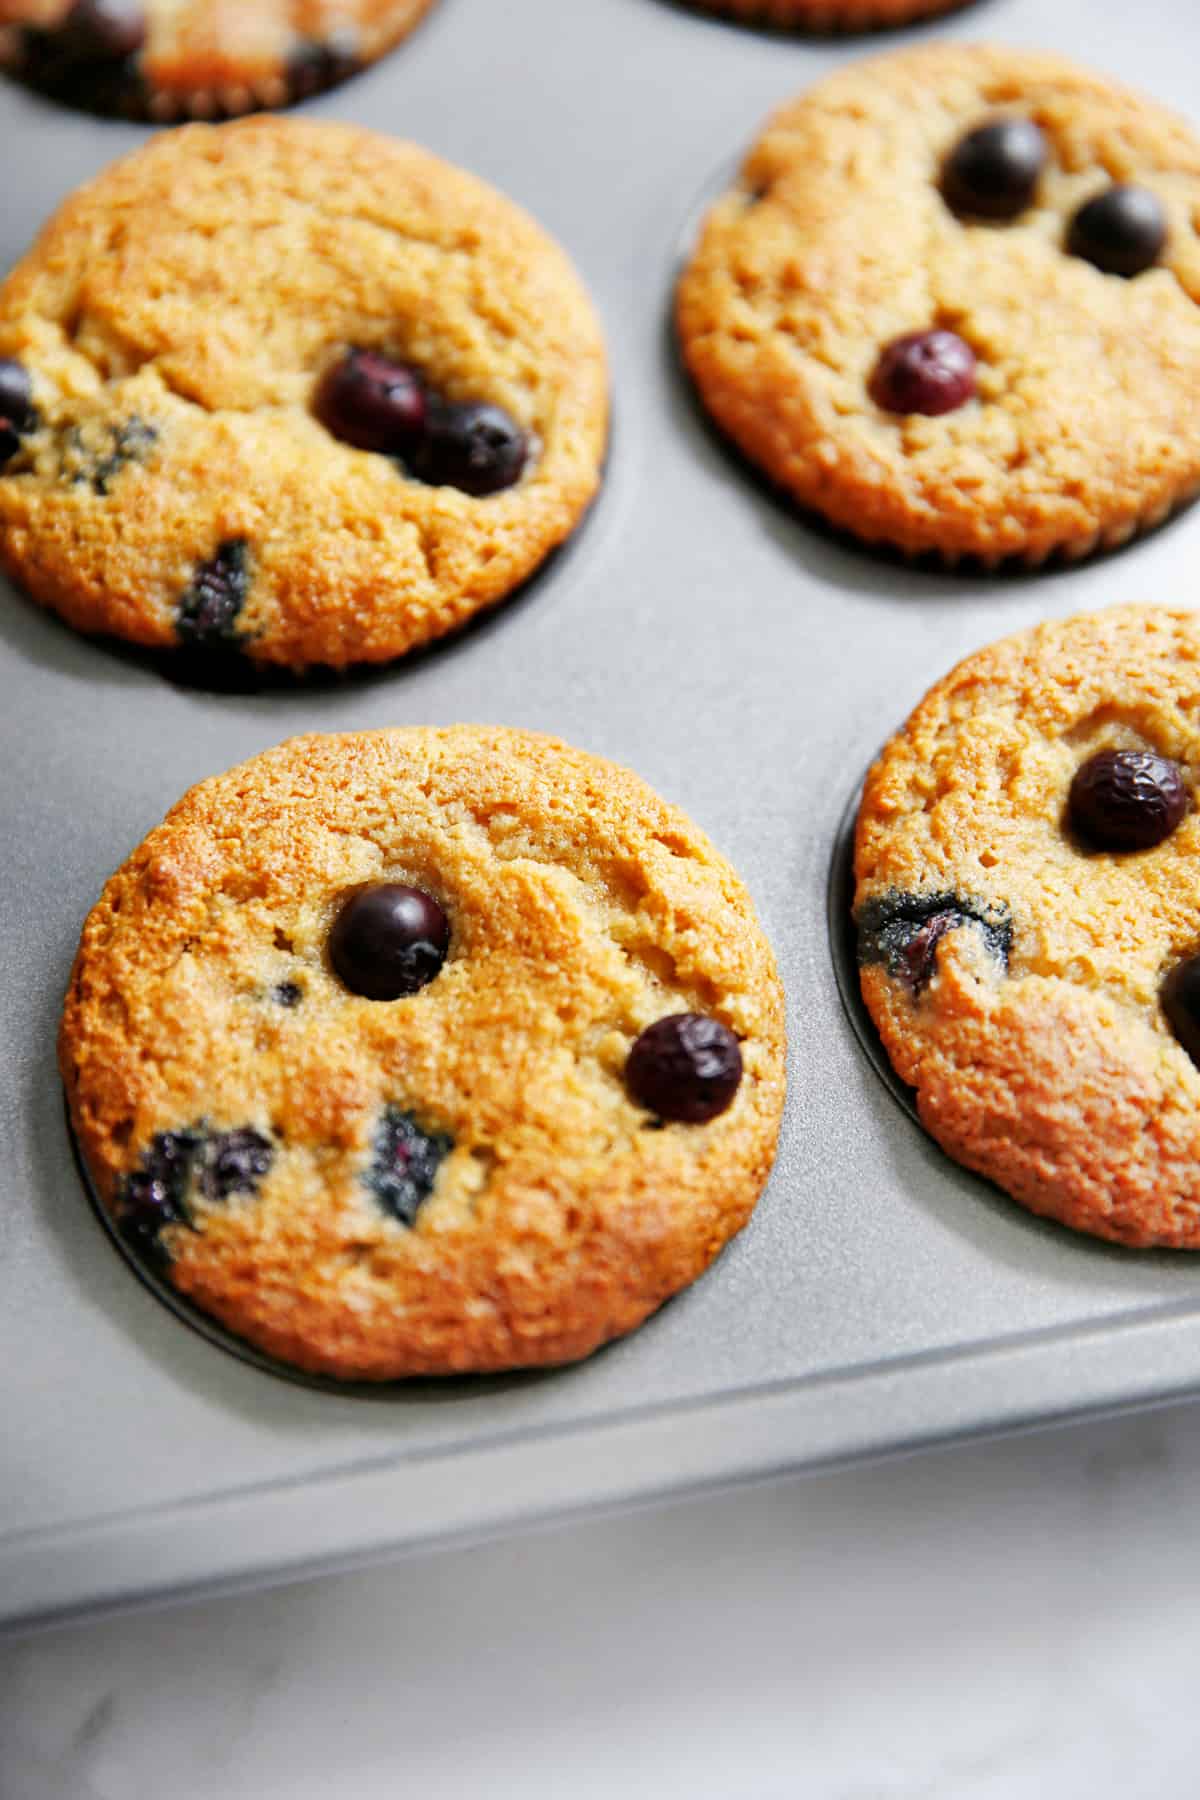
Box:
left=5, top=1399, right=1200, bottom=1799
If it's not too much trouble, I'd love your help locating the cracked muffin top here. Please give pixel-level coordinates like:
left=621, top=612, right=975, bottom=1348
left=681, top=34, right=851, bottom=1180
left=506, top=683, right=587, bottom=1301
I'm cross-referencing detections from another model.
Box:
left=855, top=606, right=1200, bottom=1249
left=60, top=726, right=787, bottom=1378
left=677, top=44, right=1200, bottom=566
left=0, top=116, right=608, bottom=671
left=0, top=0, right=437, bottom=120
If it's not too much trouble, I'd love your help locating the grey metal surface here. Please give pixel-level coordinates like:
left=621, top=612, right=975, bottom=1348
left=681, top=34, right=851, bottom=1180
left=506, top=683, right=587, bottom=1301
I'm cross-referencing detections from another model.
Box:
left=4, top=0, right=1200, bottom=1633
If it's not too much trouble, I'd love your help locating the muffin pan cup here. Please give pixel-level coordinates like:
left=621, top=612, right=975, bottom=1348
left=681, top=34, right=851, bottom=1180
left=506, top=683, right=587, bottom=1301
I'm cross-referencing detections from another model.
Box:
left=5, top=0, right=1200, bottom=1632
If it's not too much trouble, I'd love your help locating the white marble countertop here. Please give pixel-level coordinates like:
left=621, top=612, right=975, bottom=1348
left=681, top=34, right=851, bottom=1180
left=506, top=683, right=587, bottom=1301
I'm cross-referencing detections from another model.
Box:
left=5, top=1398, right=1199, bottom=1799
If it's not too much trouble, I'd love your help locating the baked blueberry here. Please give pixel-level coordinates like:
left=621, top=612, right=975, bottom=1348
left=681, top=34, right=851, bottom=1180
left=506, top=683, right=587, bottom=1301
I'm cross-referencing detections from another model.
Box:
left=117, top=1125, right=271, bottom=1257
left=1066, top=186, right=1167, bottom=278
left=176, top=540, right=250, bottom=649
left=273, top=981, right=303, bottom=1008
left=0, top=360, right=36, bottom=469
left=201, top=1129, right=273, bottom=1202
left=869, top=330, right=977, bottom=417
left=415, top=401, right=528, bottom=495
left=942, top=117, right=1048, bottom=221
left=59, top=0, right=147, bottom=62
left=17, top=7, right=146, bottom=112
left=1068, top=749, right=1187, bottom=851
left=1162, top=955, right=1200, bottom=1068
left=366, top=1106, right=453, bottom=1227
left=117, top=1129, right=201, bottom=1262
left=857, top=891, right=1013, bottom=990
left=626, top=1014, right=743, bottom=1124
left=0, top=360, right=36, bottom=436
left=330, top=884, right=450, bottom=1001
left=288, top=33, right=361, bottom=99
left=83, top=416, right=157, bottom=496
left=893, top=909, right=962, bottom=995
left=315, top=350, right=426, bottom=456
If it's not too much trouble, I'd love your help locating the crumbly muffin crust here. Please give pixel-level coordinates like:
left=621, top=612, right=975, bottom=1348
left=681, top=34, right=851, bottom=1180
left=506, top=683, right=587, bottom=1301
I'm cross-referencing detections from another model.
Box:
left=855, top=606, right=1200, bottom=1248
left=0, top=0, right=436, bottom=118
left=677, top=45, right=1200, bottom=566
left=0, top=117, right=608, bottom=670
left=61, top=727, right=787, bottom=1377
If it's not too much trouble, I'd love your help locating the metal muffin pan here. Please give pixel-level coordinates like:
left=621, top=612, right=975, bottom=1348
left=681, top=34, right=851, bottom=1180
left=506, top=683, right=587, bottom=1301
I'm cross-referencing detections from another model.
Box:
left=5, top=0, right=1200, bottom=1633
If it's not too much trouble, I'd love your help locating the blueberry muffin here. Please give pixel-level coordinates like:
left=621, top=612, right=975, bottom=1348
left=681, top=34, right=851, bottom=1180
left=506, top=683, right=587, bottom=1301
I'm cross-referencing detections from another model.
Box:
left=677, top=45, right=1200, bottom=566
left=677, top=0, right=977, bottom=33
left=855, top=606, right=1200, bottom=1249
left=0, top=117, right=608, bottom=671
left=61, top=727, right=787, bottom=1378
left=0, top=0, right=436, bottom=118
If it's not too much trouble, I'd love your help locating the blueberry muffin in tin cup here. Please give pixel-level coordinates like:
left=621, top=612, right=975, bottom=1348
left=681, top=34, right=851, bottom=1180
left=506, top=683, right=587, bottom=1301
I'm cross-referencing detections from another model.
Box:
left=0, top=0, right=437, bottom=119
left=855, top=607, right=1200, bottom=1248
left=678, top=45, right=1200, bottom=567
left=0, top=117, right=609, bottom=672
left=61, top=727, right=787, bottom=1378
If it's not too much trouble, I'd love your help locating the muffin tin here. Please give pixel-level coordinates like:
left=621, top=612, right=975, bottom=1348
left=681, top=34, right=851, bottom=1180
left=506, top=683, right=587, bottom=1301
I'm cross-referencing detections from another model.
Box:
left=5, top=0, right=1200, bottom=1632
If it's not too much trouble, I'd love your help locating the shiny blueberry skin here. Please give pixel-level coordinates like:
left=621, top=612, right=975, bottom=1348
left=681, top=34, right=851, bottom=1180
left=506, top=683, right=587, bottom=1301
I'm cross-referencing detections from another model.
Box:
left=626, top=1014, right=743, bottom=1124
left=0, top=360, right=35, bottom=435
left=869, top=330, right=977, bottom=417
left=329, top=884, right=450, bottom=1001
left=60, top=0, right=147, bottom=61
left=1068, top=749, right=1187, bottom=852
left=415, top=401, right=528, bottom=496
left=1066, top=186, right=1167, bottom=278
left=1163, top=955, right=1200, bottom=1068
left=0, top=359, right=36, bottom=468
left=942, top=117, right=1048, bottom=220
left=315, top=350, right=427, bottom=455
